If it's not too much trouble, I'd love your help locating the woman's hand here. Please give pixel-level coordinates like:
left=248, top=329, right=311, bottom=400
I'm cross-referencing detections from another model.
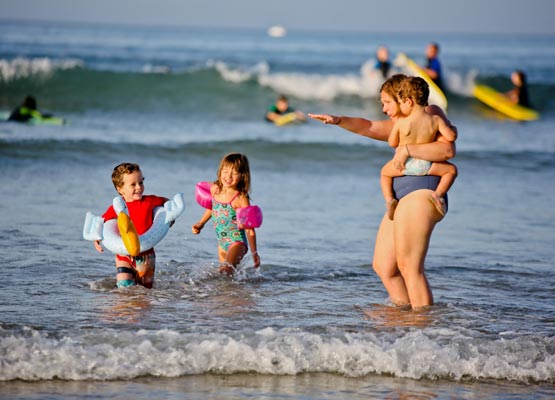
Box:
left=308, top=113, right=341, bottom=125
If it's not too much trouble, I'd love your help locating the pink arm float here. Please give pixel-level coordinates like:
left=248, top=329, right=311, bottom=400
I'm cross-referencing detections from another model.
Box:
left=236, top=205, right=263, bottom=229
left=195, top=181, right=213, bottom=209
left=195, top=181, right=263, bottom=228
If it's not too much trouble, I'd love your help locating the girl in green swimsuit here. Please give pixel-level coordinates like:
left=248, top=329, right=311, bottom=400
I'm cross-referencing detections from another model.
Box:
left=192, top=153, right=261, bottom=276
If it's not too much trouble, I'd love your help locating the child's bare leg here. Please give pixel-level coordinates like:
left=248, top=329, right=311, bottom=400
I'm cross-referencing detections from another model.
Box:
left=427, top=162, right=458, bottom=216
left=381, top=161, right=403, bottom=220
left=218, top=244, right=247, bottom=276
left=217, top=246, right=230, bottom=275
left=115, top=255, right=136, bottom=288
left=134, top=253, right=156, bottom=289
left=429, top=192, right=446, bottom=217
left=428, top=161, right=458, bottom=197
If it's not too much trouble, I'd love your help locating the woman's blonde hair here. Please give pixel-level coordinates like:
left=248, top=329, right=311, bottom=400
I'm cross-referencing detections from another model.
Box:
left=380, top=73, right=408, bottom=103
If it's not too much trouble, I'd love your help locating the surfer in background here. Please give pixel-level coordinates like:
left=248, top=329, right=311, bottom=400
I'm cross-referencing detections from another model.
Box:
left=8, top=95, right=65, bottom=124
left=423, top=42, right=444, bottom=92
left=375, top=46, right=392, bottom=79
left=265, top=95, right=306, bottom=123
left=8, top=96, right=43, bottom=122
left=506, top=70, right=531, bottom=108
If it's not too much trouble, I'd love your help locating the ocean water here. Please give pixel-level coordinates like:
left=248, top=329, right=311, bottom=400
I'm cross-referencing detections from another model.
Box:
left=1, top=20, right=555, bottom=399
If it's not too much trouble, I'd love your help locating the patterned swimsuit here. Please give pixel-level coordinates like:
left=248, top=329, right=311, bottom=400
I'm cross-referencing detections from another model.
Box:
left=212, top=193, right=248, bottom=251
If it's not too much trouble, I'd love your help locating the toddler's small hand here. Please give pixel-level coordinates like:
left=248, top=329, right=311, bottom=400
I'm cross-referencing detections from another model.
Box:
left=191, top=223, right=203, bottom=234
left=393, top=146, right=409, bottom=171
left=252, top=252, right=260, bottom=268
left=94, top=240, right=104, bottom=253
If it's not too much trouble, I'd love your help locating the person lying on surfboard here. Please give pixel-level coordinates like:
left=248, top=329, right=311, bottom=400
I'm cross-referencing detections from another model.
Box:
left=265, top=95, right=306, bottom=124
left=8, top=95, right=65, bottom=124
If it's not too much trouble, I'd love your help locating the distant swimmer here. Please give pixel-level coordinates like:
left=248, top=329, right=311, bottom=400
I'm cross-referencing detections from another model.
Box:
left=265, top=95, right=306, bottom=126
left=8, top=95, right=65, bottom=125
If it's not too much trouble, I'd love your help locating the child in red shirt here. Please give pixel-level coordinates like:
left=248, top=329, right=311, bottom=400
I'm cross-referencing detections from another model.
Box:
left=94, top=163, right=167, bottom=288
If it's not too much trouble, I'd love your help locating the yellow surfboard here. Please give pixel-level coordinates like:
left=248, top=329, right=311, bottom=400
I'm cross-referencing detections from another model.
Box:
left=395, top=53, right=448, bottom=111
left=473, top=84, right=538, bottom=121
left=274, top=112, right=305, bottom=127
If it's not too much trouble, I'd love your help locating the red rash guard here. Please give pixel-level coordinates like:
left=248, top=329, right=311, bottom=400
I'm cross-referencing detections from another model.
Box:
left=102, top=195, right=167, bottom=235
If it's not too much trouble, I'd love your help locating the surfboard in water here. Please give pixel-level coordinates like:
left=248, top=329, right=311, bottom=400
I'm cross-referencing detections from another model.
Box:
left=473, top=84, right=538, bottom=121
left=394, top=53, right=448, bottom=111
left=274, top=112, right=305, bottom=127
left=0, top=111, right=67, bottom=125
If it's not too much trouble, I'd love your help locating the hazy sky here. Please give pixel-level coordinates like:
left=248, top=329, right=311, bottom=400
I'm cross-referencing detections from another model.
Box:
left=1, top=0, right=554, bottom=34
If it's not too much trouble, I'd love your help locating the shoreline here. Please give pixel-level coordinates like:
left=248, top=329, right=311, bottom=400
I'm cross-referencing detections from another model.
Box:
left=2, top=373, right=554, bottom=400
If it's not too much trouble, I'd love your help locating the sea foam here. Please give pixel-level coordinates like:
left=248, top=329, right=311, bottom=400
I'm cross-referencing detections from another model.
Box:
left=0, top=57, right=83, bottom=81
left=2, top=326, right=554, bottom=383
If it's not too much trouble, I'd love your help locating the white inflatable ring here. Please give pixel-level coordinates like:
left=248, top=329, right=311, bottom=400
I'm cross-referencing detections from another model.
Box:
left=83, top=193, right=185, bottom=255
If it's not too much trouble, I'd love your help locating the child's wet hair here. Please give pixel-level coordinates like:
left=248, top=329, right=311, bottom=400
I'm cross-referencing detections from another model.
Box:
left=397, top=76, right=430, bottom=106
left=112, top=162, right=141, bottom=189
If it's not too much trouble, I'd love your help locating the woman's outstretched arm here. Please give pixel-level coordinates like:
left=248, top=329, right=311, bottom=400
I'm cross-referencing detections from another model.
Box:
left=309, top=113, right=393, bottom=142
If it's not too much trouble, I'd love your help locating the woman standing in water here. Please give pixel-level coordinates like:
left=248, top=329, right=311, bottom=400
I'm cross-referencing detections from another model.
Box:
left=309, top=74, right=457, bottom=309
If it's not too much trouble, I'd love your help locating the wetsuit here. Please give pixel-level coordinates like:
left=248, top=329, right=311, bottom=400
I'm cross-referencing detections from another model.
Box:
left=375, top=60, right=391, bottom=79
left=426, top=57, right=444, bottom=91
left=8, top=106, right=41, bottom=122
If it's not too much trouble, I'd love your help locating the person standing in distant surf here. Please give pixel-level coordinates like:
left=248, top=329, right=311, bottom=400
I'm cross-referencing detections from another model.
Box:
left=375, top=45, right=392, bottom=79
left=423, top=42, right=444, bottom=92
